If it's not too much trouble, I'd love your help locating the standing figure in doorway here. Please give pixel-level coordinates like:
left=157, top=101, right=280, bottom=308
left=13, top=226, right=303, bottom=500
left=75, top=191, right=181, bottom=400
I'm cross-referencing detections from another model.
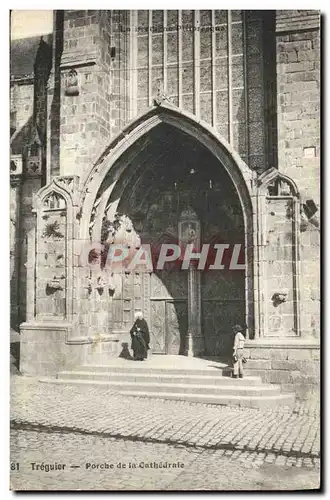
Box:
left=232, top=324, right=246, bottom=379
left=130, top=311, right=150, bottom=361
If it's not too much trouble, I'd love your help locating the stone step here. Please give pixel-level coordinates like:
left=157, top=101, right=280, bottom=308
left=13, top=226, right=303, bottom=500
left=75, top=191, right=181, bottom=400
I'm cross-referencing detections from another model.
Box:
left=55, top=373, right=278, bottom=396
left=39, top=378, right=122, bottom=388
left=74, top=364, right=231, bottom=378
left=40, top=367, right=295, bottom=409
left=118, top=390, right=296, bottom=410
left=57, top=370, right=263, bottom=386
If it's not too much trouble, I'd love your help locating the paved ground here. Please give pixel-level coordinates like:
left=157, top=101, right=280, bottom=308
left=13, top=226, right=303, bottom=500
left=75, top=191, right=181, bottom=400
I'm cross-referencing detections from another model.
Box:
left=10, top=429, right=320, bottom=491
left=10, top=375, right=320, bottom=459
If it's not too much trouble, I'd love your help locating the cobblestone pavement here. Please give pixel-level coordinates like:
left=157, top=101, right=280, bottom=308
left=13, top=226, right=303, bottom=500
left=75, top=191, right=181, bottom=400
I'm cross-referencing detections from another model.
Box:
left=10, top=429, right=320, bottom=491
left=10, top=375, right=320, bottom=462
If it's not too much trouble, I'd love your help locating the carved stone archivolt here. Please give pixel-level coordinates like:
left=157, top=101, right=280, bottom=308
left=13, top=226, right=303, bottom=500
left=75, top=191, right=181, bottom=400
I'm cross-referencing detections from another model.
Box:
left=99, top=210, right=141, bottom=250
left=89, top=196, right=102, bottom=238
left=112, top=214, right=141, bottom=249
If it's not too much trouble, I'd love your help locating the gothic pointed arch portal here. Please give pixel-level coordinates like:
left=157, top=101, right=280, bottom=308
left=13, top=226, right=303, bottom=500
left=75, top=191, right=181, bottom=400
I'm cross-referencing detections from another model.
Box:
left=78, top=103, right=256, bottom=357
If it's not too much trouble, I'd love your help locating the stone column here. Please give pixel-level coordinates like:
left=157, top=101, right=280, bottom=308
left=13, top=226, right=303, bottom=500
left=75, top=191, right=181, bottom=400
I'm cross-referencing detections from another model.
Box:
left=179, top=207, right=204, bottom=356
left=187, top=263, right=203, bottom=356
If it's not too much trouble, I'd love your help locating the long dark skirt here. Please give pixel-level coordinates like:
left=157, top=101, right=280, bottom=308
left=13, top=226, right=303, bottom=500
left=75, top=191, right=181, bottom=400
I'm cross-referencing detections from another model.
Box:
left=131, top=333, right=148, bottom=360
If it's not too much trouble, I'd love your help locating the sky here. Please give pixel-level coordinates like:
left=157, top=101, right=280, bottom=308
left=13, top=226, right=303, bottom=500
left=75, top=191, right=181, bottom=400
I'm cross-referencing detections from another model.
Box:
left=10, top=10, right=53, bottom=40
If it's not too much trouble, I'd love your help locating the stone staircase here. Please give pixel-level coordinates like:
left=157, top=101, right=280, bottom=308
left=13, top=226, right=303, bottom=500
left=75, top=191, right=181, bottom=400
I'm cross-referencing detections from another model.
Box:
left=39, top=356, right=295, bottom=410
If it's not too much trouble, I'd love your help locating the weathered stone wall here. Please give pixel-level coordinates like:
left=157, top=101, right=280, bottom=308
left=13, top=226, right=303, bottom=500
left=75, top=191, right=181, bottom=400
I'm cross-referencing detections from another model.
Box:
left=19, top=178, right=42, bottom=323
left=131, top=10, right=274, bottom=173
left=299, top=224, right=320, bottom=340
left=245, top=343, right=320, bottom=399
left=10, top=82, right=34, bottom=134
left=58, top=10, right=123, bottom=176
left=34, top=40, right=52, bottom=149
left=276, top=10, right=320, bottom=341
left=276, top=13, right=320, bottom=201
left=109, top=10, right=130, bottom=134
left=59, top=10, right=101, bottom=175
left=10, top=82, right=32, bottom=327
left=47, top=11, right=62, bottom=177
left=20, top=324, right=83, bottom=376
left=19, top=323, right=123, bottom=375
left=56, top=10, right=278, bottom=177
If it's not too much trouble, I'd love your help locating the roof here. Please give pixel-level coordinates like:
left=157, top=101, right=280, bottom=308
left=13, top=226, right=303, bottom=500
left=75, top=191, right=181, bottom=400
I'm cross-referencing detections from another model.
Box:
left=10, top=34, right=52, bottom=80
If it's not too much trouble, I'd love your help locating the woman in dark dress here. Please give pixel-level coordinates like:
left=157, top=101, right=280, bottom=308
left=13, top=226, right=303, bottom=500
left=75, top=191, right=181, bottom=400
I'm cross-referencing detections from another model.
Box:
left=130, top=311, right=150, bottom=361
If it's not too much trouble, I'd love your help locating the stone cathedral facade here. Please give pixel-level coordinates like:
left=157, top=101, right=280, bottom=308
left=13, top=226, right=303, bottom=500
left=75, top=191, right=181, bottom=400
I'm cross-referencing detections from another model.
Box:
left=10, top=10, right=320, bottom=398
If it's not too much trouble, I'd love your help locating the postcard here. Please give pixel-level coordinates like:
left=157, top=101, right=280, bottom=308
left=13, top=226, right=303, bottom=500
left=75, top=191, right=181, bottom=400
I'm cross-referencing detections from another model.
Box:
left=10, top=9, right=320, bottom=491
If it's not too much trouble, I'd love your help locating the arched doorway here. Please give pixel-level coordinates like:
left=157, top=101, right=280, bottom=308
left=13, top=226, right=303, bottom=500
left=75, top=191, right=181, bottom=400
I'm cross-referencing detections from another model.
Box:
left=83, top=104, right=254, bottom=358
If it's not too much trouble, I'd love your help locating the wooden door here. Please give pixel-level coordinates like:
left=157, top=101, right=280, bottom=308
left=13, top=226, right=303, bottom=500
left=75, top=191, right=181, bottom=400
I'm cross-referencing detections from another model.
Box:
left=202, top=270, right=245, bottom=358
left=165, top=300, right=188, bottom=355
left=150, top=300, right=166, bottom=353
left=150, top=299, right=188, bottom=354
